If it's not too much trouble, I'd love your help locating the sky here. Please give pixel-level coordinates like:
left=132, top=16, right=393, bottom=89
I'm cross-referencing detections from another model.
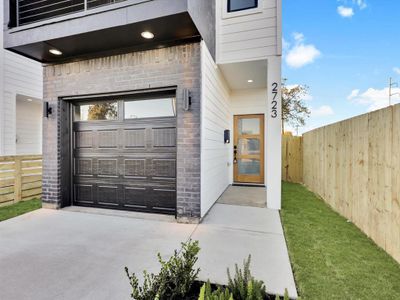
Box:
left=283, top=0, right=400, bottom=134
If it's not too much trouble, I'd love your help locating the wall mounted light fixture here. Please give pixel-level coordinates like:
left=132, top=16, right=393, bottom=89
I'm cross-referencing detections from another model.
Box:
left=183, top=89, right=192, bottom=111
left=43, top=102, right=53, bottom=118
left=224, top=129, right=231, bottom=144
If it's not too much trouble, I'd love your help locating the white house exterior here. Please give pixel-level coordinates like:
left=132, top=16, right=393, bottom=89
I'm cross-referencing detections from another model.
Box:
left=0, top=0, right=43, bottom=155
left=3, top=0, right=282, bottom=222
left=201, top=0, right=282, bottom=215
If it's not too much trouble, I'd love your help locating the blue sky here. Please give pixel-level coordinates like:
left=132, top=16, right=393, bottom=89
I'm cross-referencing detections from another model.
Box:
left=283, top=0, right=400, bottom=134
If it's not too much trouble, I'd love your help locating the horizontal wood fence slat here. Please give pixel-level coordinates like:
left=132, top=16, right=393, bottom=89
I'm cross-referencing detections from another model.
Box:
left=0, top=155, right=42, bottom=207
left=302, top=104, right=400, bottom=263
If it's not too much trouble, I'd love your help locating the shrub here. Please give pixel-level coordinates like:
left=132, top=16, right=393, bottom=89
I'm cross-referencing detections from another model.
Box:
left=274, top=289, right=290, bottom=300
left=227, top=255, right=267, bottom=300
left=199, top=281, right=233, bottom=300
left=125, top=239, right=200, bottom=300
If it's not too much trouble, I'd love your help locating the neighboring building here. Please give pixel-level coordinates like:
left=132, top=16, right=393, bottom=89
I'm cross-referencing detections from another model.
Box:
left=3, top=0, right=282, bottom=222
left=0, top=0, right=43, bottom=155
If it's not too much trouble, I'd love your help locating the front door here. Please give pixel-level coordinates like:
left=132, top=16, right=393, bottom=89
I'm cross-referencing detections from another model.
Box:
left=233, top=114, right=264, bottom=184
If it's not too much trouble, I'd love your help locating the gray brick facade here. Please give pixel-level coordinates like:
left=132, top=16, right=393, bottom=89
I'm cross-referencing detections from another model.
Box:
left=42, top=43, right=202, bottom=221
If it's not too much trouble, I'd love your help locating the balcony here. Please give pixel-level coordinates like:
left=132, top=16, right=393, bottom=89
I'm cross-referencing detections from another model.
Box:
left=13, top=0, right=128, bottom=27
left=4, top=0, right=215, bottom=63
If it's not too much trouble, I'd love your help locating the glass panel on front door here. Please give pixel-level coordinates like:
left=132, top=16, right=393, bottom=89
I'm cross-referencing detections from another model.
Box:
left=234, top=115, right=264, bottom=184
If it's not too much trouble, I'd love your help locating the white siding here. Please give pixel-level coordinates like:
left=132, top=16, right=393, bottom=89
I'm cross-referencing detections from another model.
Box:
left=16, top=99, right=42, bottom=154
left=217, top=0, right=281, bottom=64
left=0, top=50, right=43, bottom=155
left=201, top=41, right=232, bottom=217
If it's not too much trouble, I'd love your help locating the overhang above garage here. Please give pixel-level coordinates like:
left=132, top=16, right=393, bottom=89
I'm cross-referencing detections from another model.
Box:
left=3, top=0, right=215, bottom=63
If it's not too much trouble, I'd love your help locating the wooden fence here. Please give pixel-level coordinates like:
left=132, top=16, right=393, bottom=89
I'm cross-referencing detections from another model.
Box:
left=301, top=104, right=400, bottom=263
left=282, top=134, right=303, bottom=183
left=0, top=155, right=42, bottom=207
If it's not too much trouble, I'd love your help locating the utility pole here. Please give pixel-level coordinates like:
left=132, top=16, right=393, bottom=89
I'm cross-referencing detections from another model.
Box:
left=389, top=77, right=399, bottom=106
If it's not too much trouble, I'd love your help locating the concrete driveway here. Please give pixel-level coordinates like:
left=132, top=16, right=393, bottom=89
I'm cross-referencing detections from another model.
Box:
left=0, top=204, right=297, bottom=299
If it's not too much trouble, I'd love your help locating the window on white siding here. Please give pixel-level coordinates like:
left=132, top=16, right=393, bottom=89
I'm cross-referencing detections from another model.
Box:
left=228, top=0, right=258, bottom=12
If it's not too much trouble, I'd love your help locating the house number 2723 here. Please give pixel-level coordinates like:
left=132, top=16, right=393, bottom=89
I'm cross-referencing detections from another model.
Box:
left=271, top=82, right=278, bottom=118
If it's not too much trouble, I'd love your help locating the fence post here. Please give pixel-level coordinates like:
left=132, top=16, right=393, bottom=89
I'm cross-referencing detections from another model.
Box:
left=14, top=156, right=22, bottom=203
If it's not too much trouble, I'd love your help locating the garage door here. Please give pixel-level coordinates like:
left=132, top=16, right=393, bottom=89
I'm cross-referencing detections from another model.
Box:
left=72, top=96, right=177, bottom=215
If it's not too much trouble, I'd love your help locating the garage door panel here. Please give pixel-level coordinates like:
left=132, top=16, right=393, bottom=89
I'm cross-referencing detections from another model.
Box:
left=74, top=184, right=94, bottom=204
left=75, top=131, right=93, bottom=148
left=75, top=158, right=93, bottom=176
left=153, top=127, right=176, bottom=147
left=150, top=189, right=176, bottom=212
left=152, top=159, right=176, bottom=178
left=72, top=100, right=176, bottom=215
left=123, top=187, right=147, bottom=209
left=98, top=130, right=118, bottom=148
left=97, top=186, right=119, bottom=206
left=97, top=158, right=119, bottom=177
left=124, top=129, right=146, bottom=148
left=124, top=159, right=146, bottom=178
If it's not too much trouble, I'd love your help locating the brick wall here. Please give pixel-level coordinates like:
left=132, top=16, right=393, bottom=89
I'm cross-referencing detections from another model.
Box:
left=42, top=43, right=202, bottom=221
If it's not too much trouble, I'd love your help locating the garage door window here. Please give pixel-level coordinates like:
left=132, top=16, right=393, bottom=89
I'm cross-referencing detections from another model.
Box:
left=124, top=98, right=176, bottom=119
left=74, top=101, right=118, bottom=121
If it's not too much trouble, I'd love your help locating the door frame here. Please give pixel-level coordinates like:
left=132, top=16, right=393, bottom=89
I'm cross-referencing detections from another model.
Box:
left=61, top=87, right=178, bottom=215
left=233, top=114, right=265, bottom=184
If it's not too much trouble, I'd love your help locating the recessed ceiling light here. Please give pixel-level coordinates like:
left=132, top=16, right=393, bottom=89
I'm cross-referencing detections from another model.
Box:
left=247, top=79, right=254, bottom=83
left=49, top=48, right=62, bottom=56
left=27, top=98, right=33, bottom=102
left=141, top=31, right=154, bottom=39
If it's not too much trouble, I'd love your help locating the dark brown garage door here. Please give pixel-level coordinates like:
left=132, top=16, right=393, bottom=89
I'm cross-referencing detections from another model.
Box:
left=72, top=96, right=177, bottom=215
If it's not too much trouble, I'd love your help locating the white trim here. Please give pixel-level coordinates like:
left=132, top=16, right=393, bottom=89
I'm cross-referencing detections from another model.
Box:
left=266, top=56, right=282, bottom=209
left=222, top=0, right=264, bottom=19
left=276, top=0, right=282, bottom=56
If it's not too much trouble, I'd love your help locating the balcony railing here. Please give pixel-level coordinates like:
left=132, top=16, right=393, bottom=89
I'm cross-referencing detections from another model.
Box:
left=15, top=0, right=126, bottom=26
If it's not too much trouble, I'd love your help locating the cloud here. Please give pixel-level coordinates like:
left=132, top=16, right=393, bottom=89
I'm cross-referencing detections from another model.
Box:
left=348, top=87, right=400, bottom=111
left=285, top=33, right=321, bottom=68
left=393, top=67, right=400, bottom=75
left=337, top=0, right=367, bottom=17
left=311, top=105, right=335, bottom=117
left=337, top=6, right=354, bottom=17
left=356, top=0, right=367, bottom=9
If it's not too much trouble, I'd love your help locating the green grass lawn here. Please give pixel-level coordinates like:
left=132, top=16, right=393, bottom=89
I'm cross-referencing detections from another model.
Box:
left=281, top=182, right=400, bottom=300
left=0, top=199, right=42, bottom=222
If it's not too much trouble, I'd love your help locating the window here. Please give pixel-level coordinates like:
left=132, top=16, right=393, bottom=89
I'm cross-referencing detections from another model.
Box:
left=74, top=101, right=118, bottom=121
left=124, top=98, right=176, bottom=119
left=228, top=0, right=258, bottom=12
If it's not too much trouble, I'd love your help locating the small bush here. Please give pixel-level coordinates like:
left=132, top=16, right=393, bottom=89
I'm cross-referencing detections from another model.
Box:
left=125, top=239, right=200, bottom=300
left=227, top=255, right=267, bottom=300
left=198, top=281, right=233, bottom=300
left=274, top=289, right=290, bottom=300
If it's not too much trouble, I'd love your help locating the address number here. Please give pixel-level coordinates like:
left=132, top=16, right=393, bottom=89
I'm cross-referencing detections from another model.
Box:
left=271, top=82, right=278, bottom=118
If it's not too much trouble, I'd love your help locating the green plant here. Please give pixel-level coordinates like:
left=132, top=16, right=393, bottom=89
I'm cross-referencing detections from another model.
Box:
left=227, top=255, right=267, bottom=300
left=274, top=289, right=290, bottom=300
left=125, top=239, right=200, bottom=300
left=198, top=281, right=233, bottom=300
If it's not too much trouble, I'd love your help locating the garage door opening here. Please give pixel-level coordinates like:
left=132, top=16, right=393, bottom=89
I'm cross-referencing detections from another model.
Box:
left=71, top=94, right=177, bottom=215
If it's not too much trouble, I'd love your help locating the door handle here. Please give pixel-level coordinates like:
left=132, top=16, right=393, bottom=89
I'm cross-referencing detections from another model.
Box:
left=233, top=145, right=237, bottom=164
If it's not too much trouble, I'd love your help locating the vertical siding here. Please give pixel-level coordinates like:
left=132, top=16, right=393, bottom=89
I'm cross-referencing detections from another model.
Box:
left=217, top=0, right=279, bottom=64
left=0, top=50, right=43, bottom=155
left=200, top=41, right=232, bottom=217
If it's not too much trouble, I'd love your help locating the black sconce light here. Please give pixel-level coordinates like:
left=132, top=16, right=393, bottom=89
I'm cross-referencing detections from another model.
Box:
left=224, top=129, right=230, bottom=144
left=43, top=102, right=53, bottom=118
left=183, top=89, right=192, bottom=111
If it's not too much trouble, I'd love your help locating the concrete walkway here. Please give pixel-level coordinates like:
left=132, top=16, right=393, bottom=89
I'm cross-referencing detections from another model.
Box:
left=0, top=202, right=297, bottom=299
left=217, top=186, right=267, bottom=207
